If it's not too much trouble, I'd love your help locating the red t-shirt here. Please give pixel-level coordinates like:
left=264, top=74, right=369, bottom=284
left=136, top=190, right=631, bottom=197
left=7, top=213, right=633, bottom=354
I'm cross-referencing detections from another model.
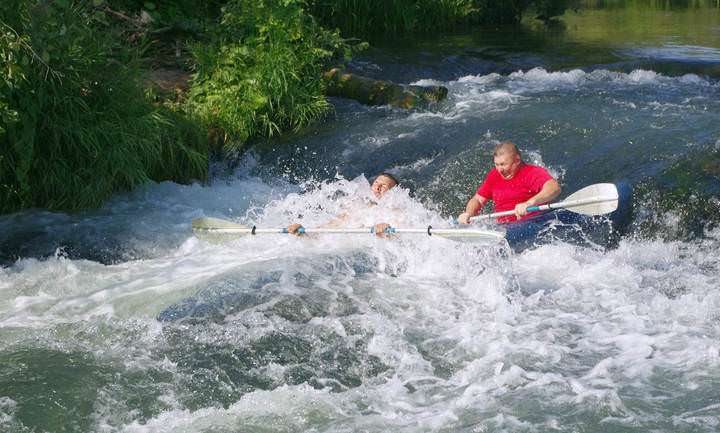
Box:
left=477, top=164, right=554, bottom=223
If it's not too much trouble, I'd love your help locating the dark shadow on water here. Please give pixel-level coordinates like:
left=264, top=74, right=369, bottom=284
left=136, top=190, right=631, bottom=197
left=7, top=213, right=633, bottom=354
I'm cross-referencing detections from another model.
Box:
left=0, top=348, right=173, bottom=432
left=632, top=145, right=720, bottom=241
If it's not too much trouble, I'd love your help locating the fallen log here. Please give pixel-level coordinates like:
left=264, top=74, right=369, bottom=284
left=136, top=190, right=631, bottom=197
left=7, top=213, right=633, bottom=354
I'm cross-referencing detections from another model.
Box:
left=322, top=68, right=448, bottom=109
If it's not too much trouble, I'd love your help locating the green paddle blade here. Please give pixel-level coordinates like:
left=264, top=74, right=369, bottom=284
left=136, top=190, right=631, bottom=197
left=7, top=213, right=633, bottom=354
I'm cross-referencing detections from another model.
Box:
left=561, top=183, right=619, bottom=215
left=192, top=217, right=250, bottom=242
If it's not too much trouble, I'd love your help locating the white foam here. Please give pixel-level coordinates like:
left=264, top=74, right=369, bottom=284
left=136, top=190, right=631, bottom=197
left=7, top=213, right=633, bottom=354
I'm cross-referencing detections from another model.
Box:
left=0, top=397, right=17, bottom=424
left=119, top=385, right=337, bottom=433
left=457, top=72, right=503, bottom=84
left=449, top=67, right=710, bottom=99
left=3, top=162, right=720, bottom=433
left=509, top=67, right=587, bottom=85
left=386, top=155, right=438, bottom=176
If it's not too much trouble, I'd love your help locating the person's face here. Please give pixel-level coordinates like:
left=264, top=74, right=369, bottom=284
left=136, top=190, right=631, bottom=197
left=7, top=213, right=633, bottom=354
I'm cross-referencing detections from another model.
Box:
left=494, top=152, right=522, bottom=180
left=371, top=175, right=396, bottom=198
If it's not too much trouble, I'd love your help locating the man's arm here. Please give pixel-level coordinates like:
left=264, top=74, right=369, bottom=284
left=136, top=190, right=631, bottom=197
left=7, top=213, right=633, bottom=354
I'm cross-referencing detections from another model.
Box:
left=457, top=194, right=490, bottom=224
left=514, top=179, right=562, bottom=219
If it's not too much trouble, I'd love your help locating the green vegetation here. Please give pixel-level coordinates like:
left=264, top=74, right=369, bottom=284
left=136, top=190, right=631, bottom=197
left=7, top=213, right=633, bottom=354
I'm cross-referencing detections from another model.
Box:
left=187, top=0, right=354, bottom=146
left=0, top=0, right=208, bottom=213
left=0, top=0, right=355, bottom=213
left=307, top=0, right=576, bottom=37
left=307, top=0, right=469, bottom=36
left=1, top=0, right=574, bottom=214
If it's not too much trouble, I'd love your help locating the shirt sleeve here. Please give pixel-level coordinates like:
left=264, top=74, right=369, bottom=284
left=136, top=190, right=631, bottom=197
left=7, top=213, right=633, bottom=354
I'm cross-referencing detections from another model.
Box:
left=528, top=166, right=554, bottom=191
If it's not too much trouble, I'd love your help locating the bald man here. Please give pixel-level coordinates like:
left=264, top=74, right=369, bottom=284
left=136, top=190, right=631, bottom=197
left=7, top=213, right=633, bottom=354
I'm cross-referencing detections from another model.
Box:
left=457, top=142, right=561, bottom=224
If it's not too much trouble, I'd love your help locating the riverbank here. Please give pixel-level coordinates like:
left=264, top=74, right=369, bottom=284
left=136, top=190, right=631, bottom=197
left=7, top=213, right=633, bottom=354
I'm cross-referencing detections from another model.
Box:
left=1, top=0, right=572, bottom=214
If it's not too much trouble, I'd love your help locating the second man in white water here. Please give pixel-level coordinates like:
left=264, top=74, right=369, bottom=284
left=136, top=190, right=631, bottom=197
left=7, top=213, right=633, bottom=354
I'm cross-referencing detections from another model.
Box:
left=286, top=172, right=400, bottom=236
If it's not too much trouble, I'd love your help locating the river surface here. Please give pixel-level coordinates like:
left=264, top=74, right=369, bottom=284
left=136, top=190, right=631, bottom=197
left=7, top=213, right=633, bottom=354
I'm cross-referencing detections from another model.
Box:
left=2, top=2, right=720, bottom=432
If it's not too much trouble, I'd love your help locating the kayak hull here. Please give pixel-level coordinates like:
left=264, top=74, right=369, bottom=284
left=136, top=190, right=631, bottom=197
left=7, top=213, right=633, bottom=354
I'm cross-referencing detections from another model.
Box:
left=504, top=181, right=633, bottom=251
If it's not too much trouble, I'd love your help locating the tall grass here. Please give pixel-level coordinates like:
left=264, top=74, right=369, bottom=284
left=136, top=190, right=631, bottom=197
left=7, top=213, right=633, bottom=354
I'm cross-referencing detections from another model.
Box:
left=306, top=0, right=575, bottom=38
left=307, top=0, right=471, bottom=37
left=0, top=1, right=208, bottom=213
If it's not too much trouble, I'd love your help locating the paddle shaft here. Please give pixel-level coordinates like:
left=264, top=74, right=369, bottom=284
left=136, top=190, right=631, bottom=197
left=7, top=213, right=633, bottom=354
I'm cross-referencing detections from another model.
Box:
left=194, top=225, right=503, bottom=237
left=192, top=216, right=506, bottom=242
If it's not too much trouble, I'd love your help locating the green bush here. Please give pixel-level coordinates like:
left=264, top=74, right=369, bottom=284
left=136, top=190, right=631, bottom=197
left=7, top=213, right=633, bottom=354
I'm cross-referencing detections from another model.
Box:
left=0, top=0, right=208, bottom=213
left=187, top=0, right=352, bottom=148
left=307, top=0, right=471, bottom=37
left=468, top=0, right=529, bottom=24
left=110, top=0, right=225, bottom=57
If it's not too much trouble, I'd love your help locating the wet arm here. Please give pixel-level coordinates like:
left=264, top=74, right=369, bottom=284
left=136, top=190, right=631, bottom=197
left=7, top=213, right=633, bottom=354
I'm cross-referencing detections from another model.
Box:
left=515, top=179, right=562, bottom=217
left=457, top=194, right=489, bottom=224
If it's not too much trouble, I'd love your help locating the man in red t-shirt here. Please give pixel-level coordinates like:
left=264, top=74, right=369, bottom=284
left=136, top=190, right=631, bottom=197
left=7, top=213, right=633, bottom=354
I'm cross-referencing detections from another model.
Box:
left=456, top=142, right=562, bottom=224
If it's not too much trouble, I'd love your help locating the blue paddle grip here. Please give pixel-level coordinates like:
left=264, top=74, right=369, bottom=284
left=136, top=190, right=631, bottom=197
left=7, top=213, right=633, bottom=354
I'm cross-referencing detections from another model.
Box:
left=283, top=228, right=306, bottom=234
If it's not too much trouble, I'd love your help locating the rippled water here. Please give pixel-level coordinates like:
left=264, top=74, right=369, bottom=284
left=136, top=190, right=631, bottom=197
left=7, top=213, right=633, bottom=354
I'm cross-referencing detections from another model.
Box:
left=2, top=3, right=720, bottom=432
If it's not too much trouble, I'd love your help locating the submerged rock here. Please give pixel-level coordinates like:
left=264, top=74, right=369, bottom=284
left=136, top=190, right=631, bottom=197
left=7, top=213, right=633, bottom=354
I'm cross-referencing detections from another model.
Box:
left=322, top=68, right=448, bottom=109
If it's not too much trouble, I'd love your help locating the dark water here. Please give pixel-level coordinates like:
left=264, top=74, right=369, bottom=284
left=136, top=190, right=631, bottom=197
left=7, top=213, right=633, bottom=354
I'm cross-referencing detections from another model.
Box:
left=2, top=3, right=720, bottom=432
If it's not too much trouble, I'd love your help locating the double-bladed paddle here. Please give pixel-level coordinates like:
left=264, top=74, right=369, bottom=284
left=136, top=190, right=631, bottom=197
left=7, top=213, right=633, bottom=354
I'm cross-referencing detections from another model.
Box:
left=191, top=217, right=506, bottom=243
left=192, top=183, right=618, bottom=242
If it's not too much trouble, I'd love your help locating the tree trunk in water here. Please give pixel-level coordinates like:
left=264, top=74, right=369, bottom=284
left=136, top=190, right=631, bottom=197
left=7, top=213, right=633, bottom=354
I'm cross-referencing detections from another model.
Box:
left=322, top=68, right=448, bottom=109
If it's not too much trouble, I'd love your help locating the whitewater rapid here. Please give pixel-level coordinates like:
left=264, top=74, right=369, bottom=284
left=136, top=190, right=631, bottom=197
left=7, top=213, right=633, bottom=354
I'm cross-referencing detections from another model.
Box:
left=2, top=64, right=720, bottom=432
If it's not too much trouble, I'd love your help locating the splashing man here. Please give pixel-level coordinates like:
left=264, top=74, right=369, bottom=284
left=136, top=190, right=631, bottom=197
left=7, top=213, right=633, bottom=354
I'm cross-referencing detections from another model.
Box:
left=287, top=173, right=400, bottom=236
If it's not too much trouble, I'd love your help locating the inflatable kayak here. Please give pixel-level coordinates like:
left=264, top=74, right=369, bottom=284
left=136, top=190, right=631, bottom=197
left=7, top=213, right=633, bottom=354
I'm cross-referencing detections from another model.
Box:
left=503, top=181, right=633, bottom=251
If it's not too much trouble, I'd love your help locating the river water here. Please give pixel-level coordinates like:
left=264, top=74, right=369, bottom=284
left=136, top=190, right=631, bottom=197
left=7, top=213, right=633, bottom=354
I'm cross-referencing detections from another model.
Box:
left=2, top=2, right=720, bottom=432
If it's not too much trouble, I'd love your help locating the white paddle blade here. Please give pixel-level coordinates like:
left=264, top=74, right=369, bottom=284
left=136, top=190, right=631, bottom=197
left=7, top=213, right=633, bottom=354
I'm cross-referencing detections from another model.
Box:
left=192, top=217, right=250, bottom=242
left=430, top=228, right=506, bottom=243
left=561, top=183, right=619, bottom=215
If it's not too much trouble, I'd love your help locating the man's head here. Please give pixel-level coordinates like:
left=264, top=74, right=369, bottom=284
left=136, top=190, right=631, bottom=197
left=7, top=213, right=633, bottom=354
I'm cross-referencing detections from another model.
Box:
left=371, top=173, right=399, bottom=198
left=493, top=141, right=523, bottom=180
